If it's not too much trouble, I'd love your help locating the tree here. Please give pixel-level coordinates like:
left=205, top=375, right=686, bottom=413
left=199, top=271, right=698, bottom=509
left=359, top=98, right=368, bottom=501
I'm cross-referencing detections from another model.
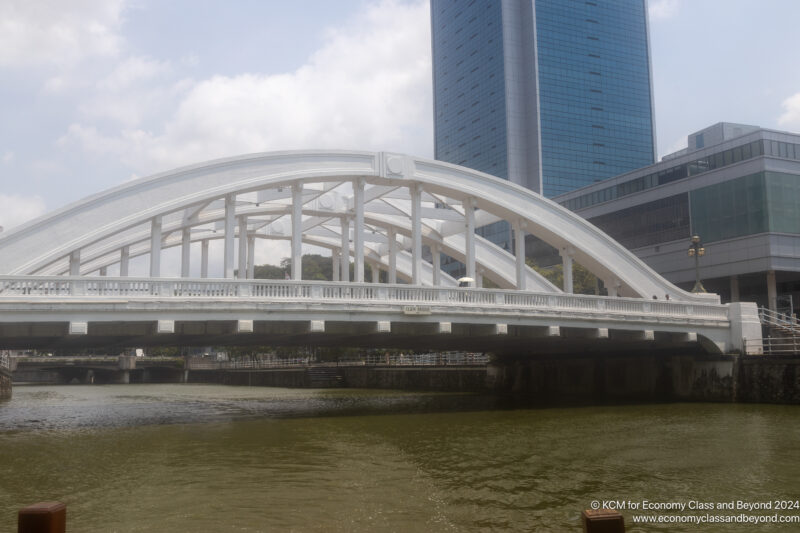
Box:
left=251, top=254, right=334, bottom=280
left=525, top=257, right=598, bottom=294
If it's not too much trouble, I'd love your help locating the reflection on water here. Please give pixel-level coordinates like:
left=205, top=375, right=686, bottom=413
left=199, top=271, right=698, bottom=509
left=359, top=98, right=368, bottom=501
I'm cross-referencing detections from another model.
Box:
left=1, top=384, right=799, bottom=532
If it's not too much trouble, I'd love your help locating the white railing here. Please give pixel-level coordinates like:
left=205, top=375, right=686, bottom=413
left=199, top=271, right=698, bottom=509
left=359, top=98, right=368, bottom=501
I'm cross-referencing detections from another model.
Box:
left=347, top=352, right=490, bottom=366
left=759, top=307, right=800, bottom=332
left=760, top=336, right=800, bottom=355
left=0, top=276, right=729, bottom=321
left=188, top=352, right=490, bottom=370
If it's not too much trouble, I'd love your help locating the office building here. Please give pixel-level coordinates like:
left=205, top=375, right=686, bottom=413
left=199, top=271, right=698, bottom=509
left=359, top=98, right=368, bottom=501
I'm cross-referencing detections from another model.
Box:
left=430, top=0, right=656, bottom=271
left=553, top=123, right=800, bottom=312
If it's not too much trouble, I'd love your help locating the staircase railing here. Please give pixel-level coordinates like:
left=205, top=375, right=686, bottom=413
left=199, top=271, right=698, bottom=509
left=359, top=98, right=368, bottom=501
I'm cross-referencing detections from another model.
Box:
left=758, top=307, right=800, bottom=333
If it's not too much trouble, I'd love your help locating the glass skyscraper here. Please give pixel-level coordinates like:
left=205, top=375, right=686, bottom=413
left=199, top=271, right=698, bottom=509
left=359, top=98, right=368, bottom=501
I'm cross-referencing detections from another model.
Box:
left=431, top=0, right=657, bottom=254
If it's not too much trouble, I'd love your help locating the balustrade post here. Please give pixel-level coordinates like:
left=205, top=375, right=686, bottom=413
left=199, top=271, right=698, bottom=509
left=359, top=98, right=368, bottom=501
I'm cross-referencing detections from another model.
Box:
left=239, top=282, right=251, bottom=297
left=71, top=280, right=86, bottom=296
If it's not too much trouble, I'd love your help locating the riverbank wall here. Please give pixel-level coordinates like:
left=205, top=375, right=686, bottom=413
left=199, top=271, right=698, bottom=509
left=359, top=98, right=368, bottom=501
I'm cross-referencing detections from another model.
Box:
left=486, top=353, right=733, bottom=403
left=186, top=366, right=486, bottom=391
left=736, top=355, right=800, bottom=403
left=0, top=370, right=11, bottom=399
left=9, top=354, right=800, bottom=404
left=341, top=366, right=487, bottom=391
left=487, top=353, right=800, bottom=404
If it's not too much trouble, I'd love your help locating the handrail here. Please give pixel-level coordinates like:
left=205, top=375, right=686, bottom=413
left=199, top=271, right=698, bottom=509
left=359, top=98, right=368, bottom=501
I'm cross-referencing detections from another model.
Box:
left=759, top=336, right=800, bottom=355
left=0, top=276, right=730, bottom=321
left=187, top=353, right=490, bottom=370
left=758, top=306, right=800, bottom=331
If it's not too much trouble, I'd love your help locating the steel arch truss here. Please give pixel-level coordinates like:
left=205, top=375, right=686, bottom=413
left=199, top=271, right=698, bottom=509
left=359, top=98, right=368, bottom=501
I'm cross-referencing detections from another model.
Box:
left=0, top=150, right=717, bottom=303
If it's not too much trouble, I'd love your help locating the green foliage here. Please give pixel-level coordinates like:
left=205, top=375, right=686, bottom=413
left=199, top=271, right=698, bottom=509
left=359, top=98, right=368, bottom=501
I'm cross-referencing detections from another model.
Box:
left=252, top=254, right=334, bottom=280
left=525, top=257, right=598, bottom=294
left=252, top=263, right=287, bottom=279
left=148, top=346, right=182, bottom=357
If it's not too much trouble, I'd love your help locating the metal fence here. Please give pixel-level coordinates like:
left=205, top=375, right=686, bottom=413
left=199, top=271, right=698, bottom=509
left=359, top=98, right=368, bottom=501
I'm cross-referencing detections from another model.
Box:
left=760, top=337, right=800, bottom=355
left=187, top=352, right=490, bottom=370
left=759, top=307, right=800, bottom=334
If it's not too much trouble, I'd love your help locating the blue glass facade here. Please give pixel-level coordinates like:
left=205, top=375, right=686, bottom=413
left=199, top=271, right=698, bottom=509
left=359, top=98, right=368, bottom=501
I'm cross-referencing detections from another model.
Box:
left=431, top=0, right=508, bottom=180
left=431, top=0, right=512, bottom=270
left=431, top=0, right=655, bottom=198
left=536, top=0, right=655, bottom=196
left=431, top=0, right=655, bottom=274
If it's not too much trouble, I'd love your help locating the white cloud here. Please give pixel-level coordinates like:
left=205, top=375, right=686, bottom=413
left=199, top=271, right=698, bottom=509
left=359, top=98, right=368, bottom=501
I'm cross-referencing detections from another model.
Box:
left=60, top=0, right=433, bottom=176
left=79, top=56, right=185, bottom=127
left=778, top=92, right=800, bottom=130
left=649, top=0, right=680, bottom=21
left=97, top=56, right=171, bottom=92
left=0, top=0, right=125, bottom=68
left=2, top=151, right=13, bottom=164
left=0, top=194, right=47, bottom=231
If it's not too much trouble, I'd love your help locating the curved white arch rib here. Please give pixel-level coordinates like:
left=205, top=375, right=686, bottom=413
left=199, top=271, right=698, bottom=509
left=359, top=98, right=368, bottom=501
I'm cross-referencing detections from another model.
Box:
left=0, top=150, right=716, bottom=303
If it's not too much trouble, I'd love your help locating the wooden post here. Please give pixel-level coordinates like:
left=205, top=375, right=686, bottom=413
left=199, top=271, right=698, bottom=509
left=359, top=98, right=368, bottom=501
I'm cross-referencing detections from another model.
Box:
left=18, top=501, right=66, bottom=533
left=582, top=509, right=624, bottom=533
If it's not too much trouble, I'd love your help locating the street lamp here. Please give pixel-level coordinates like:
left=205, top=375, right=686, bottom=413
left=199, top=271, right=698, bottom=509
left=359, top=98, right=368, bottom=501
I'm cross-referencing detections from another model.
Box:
left=687, top=235, right=706, bottom=293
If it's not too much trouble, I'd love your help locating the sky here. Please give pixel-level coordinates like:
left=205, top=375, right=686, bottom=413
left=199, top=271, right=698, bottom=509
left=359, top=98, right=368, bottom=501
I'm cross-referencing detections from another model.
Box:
left=2, top=0, right=800, bottom=238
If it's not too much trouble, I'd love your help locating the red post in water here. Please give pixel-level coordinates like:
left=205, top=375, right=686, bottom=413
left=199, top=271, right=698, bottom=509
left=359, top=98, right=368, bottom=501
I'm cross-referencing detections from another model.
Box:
left=18, top=502, right=66, bottom=533
left=582, top=508, right=625, bottom=533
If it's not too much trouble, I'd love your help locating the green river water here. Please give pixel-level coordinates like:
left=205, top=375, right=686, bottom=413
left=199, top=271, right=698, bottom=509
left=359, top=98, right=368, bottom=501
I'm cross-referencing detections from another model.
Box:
left=1, top=384, right=799, bottom=532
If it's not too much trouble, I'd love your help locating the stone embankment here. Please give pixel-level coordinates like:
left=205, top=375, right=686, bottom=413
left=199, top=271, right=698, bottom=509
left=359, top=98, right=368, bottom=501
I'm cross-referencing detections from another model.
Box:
left=0, top=370, right=11, bottom=399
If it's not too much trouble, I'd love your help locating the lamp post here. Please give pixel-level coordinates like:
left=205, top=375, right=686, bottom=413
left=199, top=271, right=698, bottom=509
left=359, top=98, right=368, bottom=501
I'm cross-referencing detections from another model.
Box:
left=687, top=235, right=706, bottom=293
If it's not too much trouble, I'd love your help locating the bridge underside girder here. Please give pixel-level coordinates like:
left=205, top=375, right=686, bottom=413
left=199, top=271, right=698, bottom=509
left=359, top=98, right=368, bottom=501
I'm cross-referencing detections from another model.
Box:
left=0, top=318, right=713, bottom=355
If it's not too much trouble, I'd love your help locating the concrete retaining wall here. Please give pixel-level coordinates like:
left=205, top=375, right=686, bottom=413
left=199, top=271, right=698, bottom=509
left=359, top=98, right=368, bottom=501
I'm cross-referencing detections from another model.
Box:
left=736, top=355, right=800, bottom=404
left=0, top=371, right=11, bottom=399
left=8, top=355, right=800, bottom=405
left=341, top=367, right=487, bottom=391
left=188, top=368, right=308, bottom=388
left=487, top=353, right=738, bottom=403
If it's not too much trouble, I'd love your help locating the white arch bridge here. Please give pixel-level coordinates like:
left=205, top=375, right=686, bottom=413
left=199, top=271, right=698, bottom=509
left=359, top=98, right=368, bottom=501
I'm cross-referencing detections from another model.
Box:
left=0, top=150, right=761, bottom=354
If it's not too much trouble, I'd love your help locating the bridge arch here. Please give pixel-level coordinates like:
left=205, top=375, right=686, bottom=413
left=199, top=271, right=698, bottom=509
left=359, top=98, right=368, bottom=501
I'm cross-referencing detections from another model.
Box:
left=0, top=150, right=715, bottom=303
